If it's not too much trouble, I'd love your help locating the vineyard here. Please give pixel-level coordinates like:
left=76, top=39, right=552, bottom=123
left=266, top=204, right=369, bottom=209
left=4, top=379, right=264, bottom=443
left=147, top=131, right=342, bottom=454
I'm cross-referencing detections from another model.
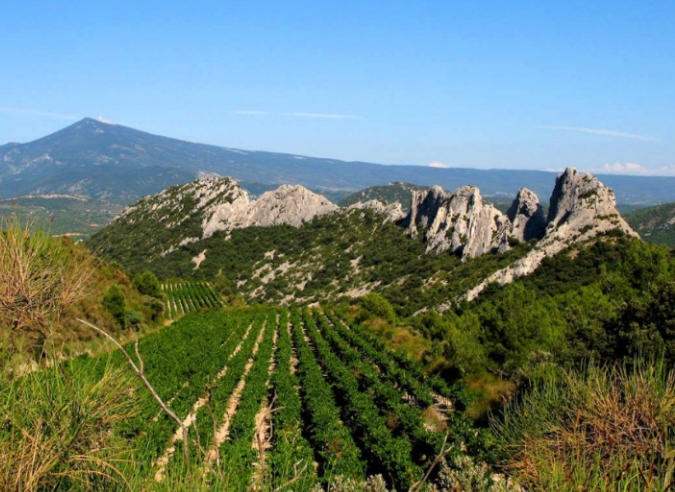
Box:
left=90, top=306, right=480, bottom=491
left=161, top=281, right=223, bottom=318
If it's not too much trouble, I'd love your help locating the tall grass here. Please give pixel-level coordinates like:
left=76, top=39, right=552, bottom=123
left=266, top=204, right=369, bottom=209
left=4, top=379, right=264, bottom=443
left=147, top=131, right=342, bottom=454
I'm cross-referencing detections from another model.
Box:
left=493, top=360, right=675, bottom=491
left=0, top=360, right=139, bottom=491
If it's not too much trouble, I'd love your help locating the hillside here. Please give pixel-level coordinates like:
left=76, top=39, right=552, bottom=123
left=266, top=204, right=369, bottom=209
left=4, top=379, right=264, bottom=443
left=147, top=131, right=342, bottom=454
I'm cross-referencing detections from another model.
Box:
left=625, top=201, right=675, bottom=247
left=339, top=182, right=429, bottom=212
left=87, top=169, right=635, bottom=313
left=63, top=307, right=479, bottom=491
left=3, top=118, right=675, bottom=206
left=0, top=220, right=167, bottom=368
left=0, top=195, right=124, bottom=237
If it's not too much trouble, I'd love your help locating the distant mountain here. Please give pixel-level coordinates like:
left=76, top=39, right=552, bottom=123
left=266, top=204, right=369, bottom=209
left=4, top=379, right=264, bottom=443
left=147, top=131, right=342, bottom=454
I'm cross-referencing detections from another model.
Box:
left=3, top=118, right=675, bottom=206
left=625, top=202, right=675, bottom=247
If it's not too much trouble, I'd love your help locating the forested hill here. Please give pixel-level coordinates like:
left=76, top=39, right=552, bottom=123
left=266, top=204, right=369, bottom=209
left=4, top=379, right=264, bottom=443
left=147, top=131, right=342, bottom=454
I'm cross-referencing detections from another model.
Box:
left=339, top=182, right=429, bottom=212
left=625, top=201, right=675, bottom=247
left=87, top=168, right=637, bottom=313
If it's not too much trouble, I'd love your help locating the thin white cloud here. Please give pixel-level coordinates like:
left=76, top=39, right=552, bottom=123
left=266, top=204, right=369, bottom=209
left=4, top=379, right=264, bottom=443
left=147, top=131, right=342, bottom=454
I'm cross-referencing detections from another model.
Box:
left=233, top=110, right=267, bottom=115
left=428, top=161, right=449, bottom=168
left=0, top=106, right=78, bottom=121
left=598, top=162, right=675, bottom=176
left=233, top=110, right=363, bottom=120
left=280, top=112, right=363, bottom=120
left=541, top=125, right=662, bottom=143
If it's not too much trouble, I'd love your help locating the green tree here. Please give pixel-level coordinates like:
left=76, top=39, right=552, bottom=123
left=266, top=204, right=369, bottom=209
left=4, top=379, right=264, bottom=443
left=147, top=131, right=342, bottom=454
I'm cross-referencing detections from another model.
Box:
left=359, top=293, right=396, bottom=324
left=133, top=271, right=161, bottom=298
left=102, top=285, right=126, bottom=326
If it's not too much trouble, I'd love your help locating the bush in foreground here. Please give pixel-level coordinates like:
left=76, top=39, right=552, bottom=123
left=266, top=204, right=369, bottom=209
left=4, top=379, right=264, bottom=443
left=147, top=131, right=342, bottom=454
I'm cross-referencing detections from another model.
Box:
left=0, top=361, right=139, bottom=491
left=493, top=360, right=675, bottom=491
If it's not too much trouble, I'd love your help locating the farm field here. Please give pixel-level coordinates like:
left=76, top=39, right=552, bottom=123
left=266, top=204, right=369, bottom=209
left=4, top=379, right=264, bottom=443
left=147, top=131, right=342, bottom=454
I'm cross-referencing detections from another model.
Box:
left=86, top=306, right=475, bottom=491
left=161, top=281, right=223, bottom=319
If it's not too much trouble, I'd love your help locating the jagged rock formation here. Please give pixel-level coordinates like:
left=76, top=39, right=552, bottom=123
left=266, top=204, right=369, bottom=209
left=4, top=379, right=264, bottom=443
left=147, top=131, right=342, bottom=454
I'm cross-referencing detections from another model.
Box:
left=113, top=177, right=338, bottom=256
left=347, top=199, right=406, bottom=223
left=203, top=183, right=338, bottom=237
left=507, top=188, right=546, bottom=242
left=89, top=168, right=641, bottom=309
left=458, top=168, right=637, bottom=303
left=403, top=185, right=510, bottom=259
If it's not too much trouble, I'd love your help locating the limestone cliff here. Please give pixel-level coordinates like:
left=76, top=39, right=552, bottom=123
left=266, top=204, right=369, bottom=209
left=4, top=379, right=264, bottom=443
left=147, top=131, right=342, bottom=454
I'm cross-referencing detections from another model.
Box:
left=460, top=168, right=637, bottom=303
left=203, top=183, right=338, bottom=236
left=403, top=185, right=510, bottom=259
left=507, top=188, right=546, bottom=242
left=116, top=177, right=339, bottom=255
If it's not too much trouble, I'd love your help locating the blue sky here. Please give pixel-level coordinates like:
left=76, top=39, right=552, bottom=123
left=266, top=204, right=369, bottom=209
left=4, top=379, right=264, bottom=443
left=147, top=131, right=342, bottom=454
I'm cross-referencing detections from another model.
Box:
left=1, top=0, right=674, bottom=174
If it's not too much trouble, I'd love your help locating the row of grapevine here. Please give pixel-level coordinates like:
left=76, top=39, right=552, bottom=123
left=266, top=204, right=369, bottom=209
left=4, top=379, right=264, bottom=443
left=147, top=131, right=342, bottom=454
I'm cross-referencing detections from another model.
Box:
left=169, top=310, right=269, bottom=476
left=289, top=308, right=365, bottom=481
left=162, top=281, right=222, bottom=318
left=74, top=306, right=465, bottom=490
left=217, top=310, right=278, bottom=489
left=266, top=309, right=316, bottom=490
left=327, top=308, right=486, bottom=458
left=312, top=311, right=446, bottom=462
left=79, top=310, right=254, bottom=476
left=301, top=308, right=421, bottom=488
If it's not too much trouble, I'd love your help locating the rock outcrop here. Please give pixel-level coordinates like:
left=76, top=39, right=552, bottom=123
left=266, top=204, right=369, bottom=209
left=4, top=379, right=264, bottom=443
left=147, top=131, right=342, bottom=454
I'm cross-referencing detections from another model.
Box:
left=118, top=177, right=339, bottom=250
left=403, top=185, right=510, bottom=259
left=203, top=183, right=338, bottom=236
left=346, top=199, right=406, bottom=223
left=507, top=188, right=546, bottom=242
left=458, top=168, right=637, bottom=303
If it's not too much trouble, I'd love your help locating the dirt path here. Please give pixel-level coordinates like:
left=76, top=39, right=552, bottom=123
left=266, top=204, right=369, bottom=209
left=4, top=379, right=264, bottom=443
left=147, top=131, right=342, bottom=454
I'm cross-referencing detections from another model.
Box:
left=205, top=319, right=268, bottom=465
left=250, top=314, right=280, bottom=490
left=153, top=322, right=255, bottom=482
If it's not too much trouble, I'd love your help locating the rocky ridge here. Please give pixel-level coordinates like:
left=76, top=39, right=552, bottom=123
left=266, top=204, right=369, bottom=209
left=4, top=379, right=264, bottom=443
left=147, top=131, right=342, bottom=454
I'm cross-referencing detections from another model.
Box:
left=97, top=168, right=637, bottom=305
left=347, top=199, right=406, bottom=223
left=116, top=177, right=338, bottom=255
left=457, top=168, right=637, bottom=304
left=402, top=185, right=544, bottom=259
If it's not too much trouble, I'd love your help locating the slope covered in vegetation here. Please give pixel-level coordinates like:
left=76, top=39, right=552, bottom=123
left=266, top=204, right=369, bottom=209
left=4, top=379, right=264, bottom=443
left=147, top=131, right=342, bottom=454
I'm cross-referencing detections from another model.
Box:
left=626, top=201, right=675, bottom=247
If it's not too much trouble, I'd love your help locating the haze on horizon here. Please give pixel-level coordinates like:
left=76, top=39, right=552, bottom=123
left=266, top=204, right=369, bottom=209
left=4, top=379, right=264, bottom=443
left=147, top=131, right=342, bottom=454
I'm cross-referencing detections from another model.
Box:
left=1, top=0, right=674, bottom=175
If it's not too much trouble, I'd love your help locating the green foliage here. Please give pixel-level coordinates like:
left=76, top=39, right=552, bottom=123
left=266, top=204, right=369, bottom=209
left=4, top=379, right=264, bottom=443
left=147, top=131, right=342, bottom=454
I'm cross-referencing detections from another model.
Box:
left=133, top=271, right=162, bottom=298
left=440, top=238, right=675, bottom=377
left=162, top=281, right=222, bottom=319
left=358, top=293, right=396, bottom=324
left=125, top=309, right=143, bottom=327
left=626, top=200, right=675, bottom=247
left=89, top=208, right=533, bottom=317
left=44, top=306, right=481, bottom=490
left=102, top=285, right=126, bottom=326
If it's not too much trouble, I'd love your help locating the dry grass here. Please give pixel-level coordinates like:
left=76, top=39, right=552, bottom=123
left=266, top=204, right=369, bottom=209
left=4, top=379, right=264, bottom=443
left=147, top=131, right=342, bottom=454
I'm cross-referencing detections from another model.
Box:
left=0, top=361, right=139, bottom=491
left=0, top=215, right=93, bottom=358
left=494, top=360, right=675, bottom=491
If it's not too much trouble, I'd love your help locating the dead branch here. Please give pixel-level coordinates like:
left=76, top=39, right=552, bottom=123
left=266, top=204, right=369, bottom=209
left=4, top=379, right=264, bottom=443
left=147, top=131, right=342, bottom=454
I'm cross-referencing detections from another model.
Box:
left=272, top=461, right=308, bottom=492
left=409, top=431, right=454, bottom=492
left=77, top=318, right=190, bottom=467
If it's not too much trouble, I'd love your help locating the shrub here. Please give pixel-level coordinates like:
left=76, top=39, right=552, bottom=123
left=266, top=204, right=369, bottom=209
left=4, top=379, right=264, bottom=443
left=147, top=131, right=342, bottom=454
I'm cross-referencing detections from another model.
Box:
left=359, top=293, right=396, bottom=324
left=0, top=361, right=139, bottom=491
left=132, top=271, right=161, bottom=298
left=493, top=359, right=675, bottom=491
left=103, top=285, right=126, bottom=327
left=124, top=309, right=143, bottom=327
